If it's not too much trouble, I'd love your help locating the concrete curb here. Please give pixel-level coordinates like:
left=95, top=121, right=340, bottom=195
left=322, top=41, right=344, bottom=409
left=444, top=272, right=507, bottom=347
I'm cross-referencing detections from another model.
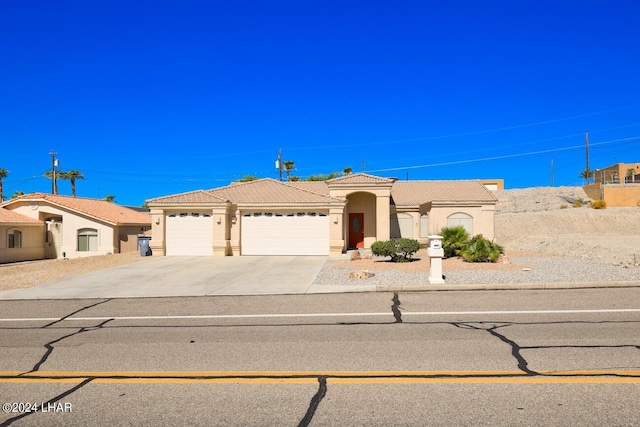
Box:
left=374, top=281, right=640, bottom=292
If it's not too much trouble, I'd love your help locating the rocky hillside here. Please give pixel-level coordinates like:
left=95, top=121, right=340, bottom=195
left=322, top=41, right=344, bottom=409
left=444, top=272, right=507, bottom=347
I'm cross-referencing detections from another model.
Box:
left=494, top=187, right=640, bottom=266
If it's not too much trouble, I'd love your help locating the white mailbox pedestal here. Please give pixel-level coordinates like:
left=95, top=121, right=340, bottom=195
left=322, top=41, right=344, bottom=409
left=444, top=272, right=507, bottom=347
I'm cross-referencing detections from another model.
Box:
left=427, top=235, right=445, bottom=284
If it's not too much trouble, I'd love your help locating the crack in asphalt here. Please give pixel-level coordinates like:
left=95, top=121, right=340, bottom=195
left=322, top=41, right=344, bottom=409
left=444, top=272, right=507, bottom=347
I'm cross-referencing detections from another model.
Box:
left=298, top=376, right=327, bottom=427
left=41, top=299, right=112, bottom=328
left=452, top=322, right=538, bottom=375
left=0, top=378, right=93, bottom=427
left=24, top=318, right=114, bottom=374
left=21, top=300, right=115, bottom=375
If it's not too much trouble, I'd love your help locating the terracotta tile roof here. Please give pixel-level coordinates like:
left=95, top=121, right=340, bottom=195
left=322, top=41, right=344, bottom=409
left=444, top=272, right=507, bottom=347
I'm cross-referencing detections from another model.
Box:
left=208, top=179, right=345, bottom=205
left=391, top=181, right=497, bottom=206
left=3, top=193, right=151, bottom=226
left=0, top=208, right=44, bottom=225
left=328, top=173, right=396, bottom=186
left=146, top=190, right=228, bottom=206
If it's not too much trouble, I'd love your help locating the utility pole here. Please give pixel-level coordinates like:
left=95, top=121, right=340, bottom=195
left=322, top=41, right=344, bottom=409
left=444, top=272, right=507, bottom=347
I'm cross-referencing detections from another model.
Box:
left=50, top=150, right=58, bottom=195
left=276, top=149, right=283, bottom=181
left=585, top=132, right=590, bottom=185
left=550, top=157, right=554, bottom=187
left=361, top=160, right=365, bottom=173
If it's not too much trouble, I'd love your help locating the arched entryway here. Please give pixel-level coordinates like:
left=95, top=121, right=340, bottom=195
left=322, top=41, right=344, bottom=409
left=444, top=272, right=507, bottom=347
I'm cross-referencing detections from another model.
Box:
left=345, top=192, right=377, bottom=249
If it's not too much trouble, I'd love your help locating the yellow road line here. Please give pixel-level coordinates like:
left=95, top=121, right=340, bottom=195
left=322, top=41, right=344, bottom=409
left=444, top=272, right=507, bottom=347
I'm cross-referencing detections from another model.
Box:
left=1, top=371, right=639, bottom=384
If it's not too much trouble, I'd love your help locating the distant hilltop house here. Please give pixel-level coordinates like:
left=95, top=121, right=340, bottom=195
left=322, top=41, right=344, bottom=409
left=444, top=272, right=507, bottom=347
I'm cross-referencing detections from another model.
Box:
left=146, top=173, right=498, bottom=257
left=0, top=193, right=151, bottom=264
left=583, top=162, right=640, bottom=207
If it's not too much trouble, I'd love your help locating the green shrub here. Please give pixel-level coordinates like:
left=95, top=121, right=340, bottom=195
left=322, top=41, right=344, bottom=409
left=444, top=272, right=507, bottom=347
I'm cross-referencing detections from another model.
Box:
left=460, top=234, right=504, bottom=263
left=590, top=199, right=607, bottom=209
left=573, top=200, right=583, bottom=208
left=440, top=226, right=469, bottom=258
left=371, top=238, right=420, bottom=262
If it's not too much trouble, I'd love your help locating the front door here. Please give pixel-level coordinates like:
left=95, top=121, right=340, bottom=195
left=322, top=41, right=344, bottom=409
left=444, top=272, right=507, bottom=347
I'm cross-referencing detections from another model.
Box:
left=348, top=213, right=364, bottom=249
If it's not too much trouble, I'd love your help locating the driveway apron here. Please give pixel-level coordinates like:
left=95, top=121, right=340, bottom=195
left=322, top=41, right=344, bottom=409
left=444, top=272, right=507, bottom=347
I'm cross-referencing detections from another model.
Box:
left=0, top=256, right=329, bottom=299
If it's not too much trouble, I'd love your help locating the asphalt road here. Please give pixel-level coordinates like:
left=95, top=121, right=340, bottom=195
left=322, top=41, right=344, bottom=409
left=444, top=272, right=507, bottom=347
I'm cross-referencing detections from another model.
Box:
left=1, top=288, right=639, bottom=426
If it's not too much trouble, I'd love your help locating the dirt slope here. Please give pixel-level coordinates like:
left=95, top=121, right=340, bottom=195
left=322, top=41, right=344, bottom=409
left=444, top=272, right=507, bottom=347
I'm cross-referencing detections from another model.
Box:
left=494, top=187, right=640, bottom=266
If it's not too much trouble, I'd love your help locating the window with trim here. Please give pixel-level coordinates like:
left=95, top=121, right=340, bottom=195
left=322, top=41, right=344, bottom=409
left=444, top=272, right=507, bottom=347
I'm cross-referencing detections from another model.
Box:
left=77, top=228, right=98, bottom=252
left=8, top=229, right=22, bottom=248
left=420, top=214, right=429, bottom=238
left=390, top=213, right=413, bottom=238
left=447, top=213, right=473, bottom=235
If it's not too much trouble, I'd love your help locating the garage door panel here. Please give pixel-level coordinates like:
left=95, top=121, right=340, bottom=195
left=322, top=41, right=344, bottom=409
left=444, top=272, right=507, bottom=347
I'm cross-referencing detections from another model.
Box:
left=166, top=212, right=213, bottom=256
left=241, top=213, right=329, bottom=256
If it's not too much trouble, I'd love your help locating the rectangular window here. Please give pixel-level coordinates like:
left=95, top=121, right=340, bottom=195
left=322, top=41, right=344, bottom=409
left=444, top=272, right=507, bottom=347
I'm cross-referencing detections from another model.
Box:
left=420, top=215, right=429, bottom=238
left=78, top=230, right=98, bottom=252
left=8, top=231, right=22, bottom=248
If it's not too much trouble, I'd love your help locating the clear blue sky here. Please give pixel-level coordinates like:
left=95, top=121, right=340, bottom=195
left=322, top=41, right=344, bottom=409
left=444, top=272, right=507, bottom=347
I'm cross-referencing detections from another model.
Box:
left=2, top=1, right=639, bottom=206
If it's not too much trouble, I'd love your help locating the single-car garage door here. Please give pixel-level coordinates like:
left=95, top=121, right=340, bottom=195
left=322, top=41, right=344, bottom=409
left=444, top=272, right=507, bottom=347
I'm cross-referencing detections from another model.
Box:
left=241, top=212, right=329, bottom=255
left=165, top=212, right=213, bottom=256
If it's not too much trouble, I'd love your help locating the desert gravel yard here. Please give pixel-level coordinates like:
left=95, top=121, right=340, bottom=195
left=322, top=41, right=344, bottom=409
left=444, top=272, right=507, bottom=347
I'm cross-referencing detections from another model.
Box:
left=0, top=252, right=152, bottom=291
left=311, top=249, right=640, bottom=287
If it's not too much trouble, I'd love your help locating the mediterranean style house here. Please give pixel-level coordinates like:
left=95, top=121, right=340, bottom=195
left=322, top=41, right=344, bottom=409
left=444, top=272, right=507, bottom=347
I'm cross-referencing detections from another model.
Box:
left=146, top=173, right=497, bottom=257
left=1, top=193, right=151, bottom=262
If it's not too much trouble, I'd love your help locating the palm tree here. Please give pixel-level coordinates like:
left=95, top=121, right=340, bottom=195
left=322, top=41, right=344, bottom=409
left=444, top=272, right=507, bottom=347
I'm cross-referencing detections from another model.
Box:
left=342, top=167, right=353, bottom=175
left=283, top=161, right=295, bottom=181
left=11, top=191, right=24, bottom=199
left=440, top=225, right=470, bottom=258
left=0, top=168, right=8, bottom=201
left=103, top=195, right=116, bottom=203
left=61, top=169, right=84, bottom=197
left=579, top=168, right=594, bottom=185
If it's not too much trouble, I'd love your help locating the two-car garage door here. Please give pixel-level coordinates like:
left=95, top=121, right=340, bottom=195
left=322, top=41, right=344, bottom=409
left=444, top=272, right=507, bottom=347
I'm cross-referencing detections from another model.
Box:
left=241, top=212, right=329, bottom=255
left=165, top=212, right=213, bottom=256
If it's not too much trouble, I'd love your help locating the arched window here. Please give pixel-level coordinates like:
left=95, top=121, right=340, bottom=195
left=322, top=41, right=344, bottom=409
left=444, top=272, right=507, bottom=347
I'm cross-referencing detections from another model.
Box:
left=77, top=228, right=98, bottom=252
left=447, top=213, right=473, bottom=235
left=8, top=229, right=22, bottom=248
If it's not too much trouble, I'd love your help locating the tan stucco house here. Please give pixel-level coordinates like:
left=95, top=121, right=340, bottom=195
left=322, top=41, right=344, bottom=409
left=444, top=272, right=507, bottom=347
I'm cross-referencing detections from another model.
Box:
left=1, top=193, right=151, bottom=260
left=0, top=208, right=45, bottom=264
left=146, top=173, right=497, bottom=257
left=583, top=162, right=640, bottom=207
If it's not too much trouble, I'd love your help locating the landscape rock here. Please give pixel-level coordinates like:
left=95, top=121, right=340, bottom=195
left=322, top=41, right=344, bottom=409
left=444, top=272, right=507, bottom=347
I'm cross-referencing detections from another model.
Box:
left=349, top=270, right=375, bottom=279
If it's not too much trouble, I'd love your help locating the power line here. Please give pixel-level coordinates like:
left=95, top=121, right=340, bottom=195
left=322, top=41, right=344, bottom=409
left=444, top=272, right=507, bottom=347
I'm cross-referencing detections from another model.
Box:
left=366, top=136, right=640, bottom=173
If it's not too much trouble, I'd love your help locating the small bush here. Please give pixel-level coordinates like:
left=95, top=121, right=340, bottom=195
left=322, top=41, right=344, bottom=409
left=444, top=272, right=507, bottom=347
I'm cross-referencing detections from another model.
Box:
left=460, top=234, right=504, bottom=263
left=560, top=204, right=568, bottom=209
left=440, top=226, right=469, bottom=258
left=371, top=238, right=420, bottom=262
left=590, top=200, right=607, bottom=209
left=573, top=200, right=583, bottom=208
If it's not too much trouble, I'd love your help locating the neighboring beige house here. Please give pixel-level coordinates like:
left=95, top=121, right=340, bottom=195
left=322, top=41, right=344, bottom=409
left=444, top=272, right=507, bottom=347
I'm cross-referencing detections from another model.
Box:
left=1, top=193, right=151, bottom=259
left=584, top=162, right=640, bottom=207
left=0, top=208, right=45, bottom=264
left=146, top=173, right=497, bottom=257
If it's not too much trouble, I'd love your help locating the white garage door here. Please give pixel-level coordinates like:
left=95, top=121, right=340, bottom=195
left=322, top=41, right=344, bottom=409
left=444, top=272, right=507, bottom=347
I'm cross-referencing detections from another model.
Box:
left=241, top=212, right=329, bottom=255
left=165, top=212, right=213, bottom=256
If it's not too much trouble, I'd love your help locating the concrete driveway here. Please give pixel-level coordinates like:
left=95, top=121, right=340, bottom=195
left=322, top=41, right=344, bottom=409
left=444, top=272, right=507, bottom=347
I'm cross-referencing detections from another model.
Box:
left=0, top=256, right=336, bottom=300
